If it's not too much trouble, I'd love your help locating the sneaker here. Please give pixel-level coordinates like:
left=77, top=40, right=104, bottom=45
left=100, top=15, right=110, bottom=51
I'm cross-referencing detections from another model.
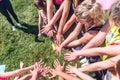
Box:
left=80, top=57, right=89, bottom=67
left=80, top=57, right=88, bottom=64
left=12, top=26, right=16, bottom=31
left=17, top=23, right=22, bottom=28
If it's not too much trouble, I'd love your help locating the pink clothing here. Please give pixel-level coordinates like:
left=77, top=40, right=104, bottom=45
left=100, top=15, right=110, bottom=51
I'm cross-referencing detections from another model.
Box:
left=42, top=17, right=48, bottom=24
left=0, top=0, right=2, bottom=3
left=96, top=0, right=117, bottom=10
left=53, top=0, right=64, bottom=5
left=0, top=78, right=8, bottom=80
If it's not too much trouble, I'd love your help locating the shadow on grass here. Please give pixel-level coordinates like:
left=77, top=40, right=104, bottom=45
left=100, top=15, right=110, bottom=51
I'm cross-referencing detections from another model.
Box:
left=16, top=22, right=46, bottom=43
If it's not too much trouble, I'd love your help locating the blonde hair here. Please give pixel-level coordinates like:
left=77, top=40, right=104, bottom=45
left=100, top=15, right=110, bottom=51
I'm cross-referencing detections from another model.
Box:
left=109, top=0, right=120, bottom=27
left=74, top=1, right=103, bottom=26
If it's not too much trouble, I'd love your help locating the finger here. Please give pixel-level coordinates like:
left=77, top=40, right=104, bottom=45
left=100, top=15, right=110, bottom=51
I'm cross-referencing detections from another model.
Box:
left=62, top=62, right=65, bottom=66
left=56, top=59, right=60, bottom=65
left=75, top=63, right=77, bottom=68
left=72, top=48, right=76, bottom=52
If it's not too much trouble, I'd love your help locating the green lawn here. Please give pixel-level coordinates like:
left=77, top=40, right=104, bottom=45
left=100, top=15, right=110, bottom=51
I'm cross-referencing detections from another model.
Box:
left=0, top=0, right=65, bottom=80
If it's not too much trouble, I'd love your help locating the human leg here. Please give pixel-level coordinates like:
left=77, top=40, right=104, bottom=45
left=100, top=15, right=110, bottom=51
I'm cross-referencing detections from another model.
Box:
left=0, top=9, right=16, bottom=31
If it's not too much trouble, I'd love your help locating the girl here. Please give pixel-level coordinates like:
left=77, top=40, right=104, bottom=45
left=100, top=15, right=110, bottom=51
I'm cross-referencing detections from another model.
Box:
left=56, top=1, right=104, bottom=54
left=64, top=1, right=120, bottom=79
left=34, top=0, right=48, bottom=37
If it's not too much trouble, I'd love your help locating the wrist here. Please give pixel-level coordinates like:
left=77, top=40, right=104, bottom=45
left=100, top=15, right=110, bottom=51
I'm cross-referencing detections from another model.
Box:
left=49, top=22, right=53, bottom=28
left=73, top=51, right=79, bottom=57
left=56, top=70, right=62, bottom=75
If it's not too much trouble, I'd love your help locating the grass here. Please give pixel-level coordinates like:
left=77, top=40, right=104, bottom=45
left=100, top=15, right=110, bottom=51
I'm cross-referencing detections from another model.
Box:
left=0, top=0, right=66, bottom=80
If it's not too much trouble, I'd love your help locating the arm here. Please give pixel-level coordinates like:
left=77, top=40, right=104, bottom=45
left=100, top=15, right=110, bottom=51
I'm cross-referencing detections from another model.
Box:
left=47, top=1, right=64, bottom=28
left=17, top=74, right=32, bottom=80
left=42, top=1, right=64, bottom=34
left=67, top=31, right=98, bottom=47
left=46, top=0, right=54, bottom=22
left=82, top=20, right=111, bottom=49
left=30, top=72, right=38, bottom=80
left=56, top=0, right=72, bottom=45
left=58, top=76, right=64, bottom=80
left=0, top=65, right=33, bottom=78
left=57, top=0, right=71, bottom=35
left=49, top=69, right=80, bottom=80
left=30, top=63, right=43, bottom=80
left=63, top=14, right=76, bottom=34
left=55, top=23, right=82, bottom=54
left=64, top=45, right=120, bottom=62
left=78, top=55, right=120, bottom=72
left=72, top=70, right=95, bottom=80
left=56, top=71, right=81, bottom=80
left=75, top=45, right=120, bottom=57
left=66, top=65, right=95, bottom=80
left=38, top=11, right=42, bottom=34
left=61, top=23, right=82, bottom=48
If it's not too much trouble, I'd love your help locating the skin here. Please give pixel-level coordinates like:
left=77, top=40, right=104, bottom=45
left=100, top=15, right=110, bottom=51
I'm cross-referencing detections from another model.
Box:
left=56, top=15, right=101, bottom=54
left=64, top=20, right=111, bottom=62
left=66, top=55, right=120, bottom=80
left=0, top=65, right=34, bottom=78
left=43, top=0, right=72, bottom=45
left=49, top=59, right=81, bottom=80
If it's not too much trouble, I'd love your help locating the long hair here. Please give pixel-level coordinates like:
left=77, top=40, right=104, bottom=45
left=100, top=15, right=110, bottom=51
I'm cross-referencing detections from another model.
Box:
left=34, top=0, right=46, bottom=10
left=109, top=0, right=120, bottom=27
left=74, top=1, right=103, bottom=26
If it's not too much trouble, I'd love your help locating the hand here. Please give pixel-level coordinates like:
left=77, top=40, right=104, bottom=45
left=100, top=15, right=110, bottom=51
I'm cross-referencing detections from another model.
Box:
left=47, top=29, right=56, bottom=38
left=66, top=64, right=78, bottom=74
left=30, top=62, right=43, bottom=75
left=48, top=59, right=65, bottom=79
left=41, top=65, right=50, bottom=77
left=48, top=69, right=57, bottom=79
left=41, top=24, right=52, bottom=34
left=55, top=45, right=62, bottom=55
left=64, top=52, right=79, bottom=62
left=56, top=34, right=63, bottom=46
left=53, top=59, right=65, bottom=71
left=20, top=61, right=24, bottom=69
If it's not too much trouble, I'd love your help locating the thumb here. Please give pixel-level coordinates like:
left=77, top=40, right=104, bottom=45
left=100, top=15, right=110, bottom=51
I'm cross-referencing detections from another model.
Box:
left=72, top=48, right=76, bottom=52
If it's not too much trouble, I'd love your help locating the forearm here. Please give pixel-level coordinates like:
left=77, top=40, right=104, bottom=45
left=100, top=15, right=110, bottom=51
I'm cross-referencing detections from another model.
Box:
left=82, top=20, right=110, bottom=49
left=61, top=23, right=82, bottom=47
left=57, top=1, right=71, bottom=34
left=30, top=72, right=38, bottom=80
left=61, top=32, right=79, bottom=48
left=75, top=70, right=95, bottom=80
left=78, top=55, right=120, bottom=72
left=67, top=31, right=98, bottom=47
left=56, top=71, right=80, bottom=80
left=38, top=14, right=42, bottom=31
left=0, top=65, right=33, bottom=78
left=63, top=14, right=76, bottom=34
left=67, top=40, right=83, bottom=47
left=18, top=74, right=32, bottom=80
left=48, top=2, right=64, bottom=28
left=75, top=45, right=120, bottom=57
left=58, top=76, right=64, bottom=80
left=47, top=0, right=53, bottom=22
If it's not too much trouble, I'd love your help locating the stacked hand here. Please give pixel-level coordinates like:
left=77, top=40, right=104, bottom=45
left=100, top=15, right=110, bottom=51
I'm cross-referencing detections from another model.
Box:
left=66, top=64, right=78, bottom=76
left=49, top=59, right=65, bottom=79
left=64, top=51, right=79, bottom=62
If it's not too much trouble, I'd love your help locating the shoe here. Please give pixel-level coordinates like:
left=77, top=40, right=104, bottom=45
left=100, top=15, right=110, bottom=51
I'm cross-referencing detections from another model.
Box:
left=81, top=61, right=89, bottom=67
left=17, top=23, right=22, bottom=28
left=80, top=57, right=88, bottom=64
left=80, top=57, right=89, bottom=67
left=12, top=26, right=16, bottom=31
